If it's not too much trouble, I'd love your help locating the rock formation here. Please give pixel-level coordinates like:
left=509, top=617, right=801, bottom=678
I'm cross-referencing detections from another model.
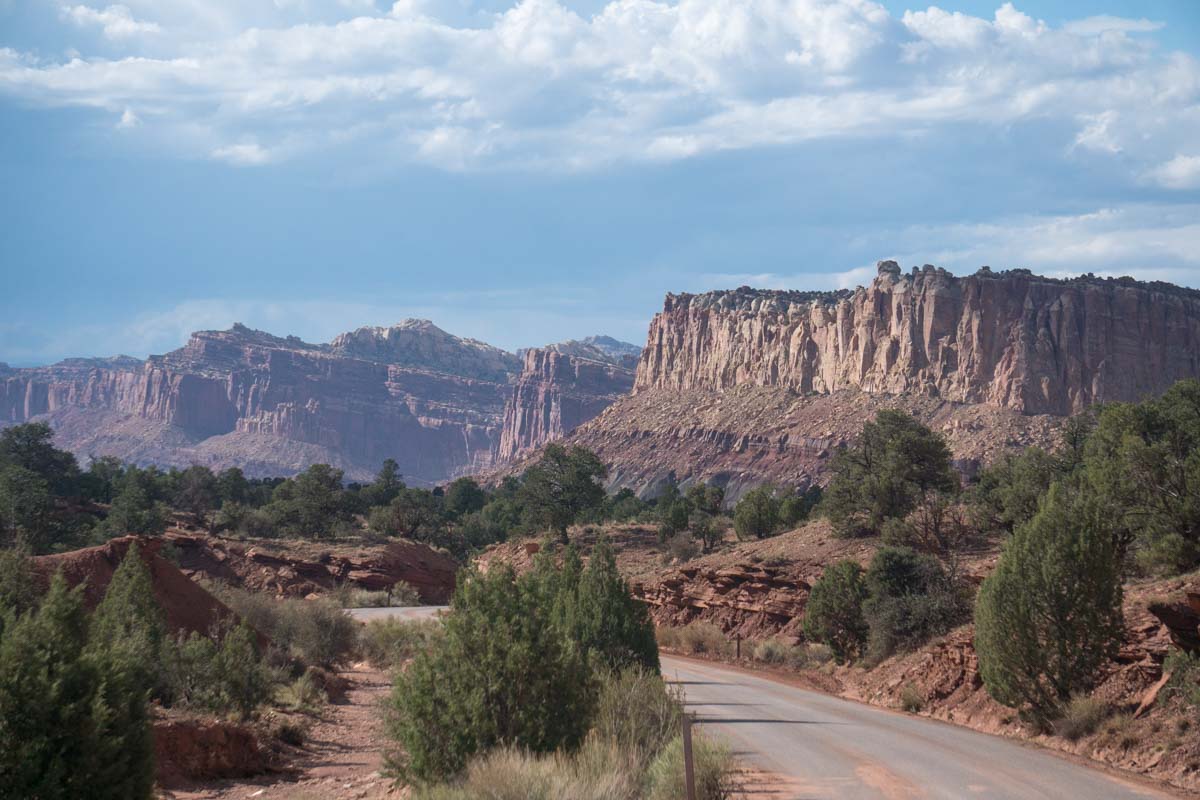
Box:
left=555, top=263, right=1200, bottom=498
left=1, top=321, right=639, bottom=483
left=637, top=262, right=1200, bottom=415
left=497, top=342, right=638, bottom=462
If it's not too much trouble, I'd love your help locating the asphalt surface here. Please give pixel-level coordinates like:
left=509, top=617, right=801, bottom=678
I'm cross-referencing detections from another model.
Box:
left=662, top=655, right=1179, bottom=800
left=348, top=607, right=1181, bottom=798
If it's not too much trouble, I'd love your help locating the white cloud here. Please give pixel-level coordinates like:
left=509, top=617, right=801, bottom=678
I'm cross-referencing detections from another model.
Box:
left=1146, top=154, right=1200, bottom=190
left=0, top=1, right=1194, bottom=172
left=210, top=142, right=272, bottom=166
left=117, top=106, right=139, bottom=127
left=61, top=4, right=161, bottom=39
left=1064, top=16, right=1163, bottom=37
left=697, top=204, right=1200, bottom=294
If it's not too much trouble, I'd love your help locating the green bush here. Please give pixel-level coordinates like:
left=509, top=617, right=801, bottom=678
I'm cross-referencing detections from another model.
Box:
left=822, top=410, right=958, bottom=538
left=411, top=743, right=638, bottom=800
left=975, top=483, right=1124, bottom=717
left=165, top=621, right=271, bottom=719
left=90, top=543, right=169, bottom=700
left=861, top=546, right=968, bottom=663
left=733, top=486, right=780, bottom=540
left=802, top=560, right=868, bottom=663
left=386, top=565, right=593, bottom=782
left=0, top=573, right=154, bottom=800
left=567, top=539, right=660, bottom=672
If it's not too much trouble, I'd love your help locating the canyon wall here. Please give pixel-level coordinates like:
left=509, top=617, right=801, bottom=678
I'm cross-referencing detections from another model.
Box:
left=561, top=263, right=1200, bottom=499
left=2, top=322, right=640, bottom=484
left=497, top=346, right=636, bottom=462
left=1, top=323, right=516, bottom=483
left=636, top=262, right=1200, bottom=415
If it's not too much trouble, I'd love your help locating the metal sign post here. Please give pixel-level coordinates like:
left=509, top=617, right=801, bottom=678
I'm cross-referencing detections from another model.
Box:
left=682, top=712, right=697, bottom=800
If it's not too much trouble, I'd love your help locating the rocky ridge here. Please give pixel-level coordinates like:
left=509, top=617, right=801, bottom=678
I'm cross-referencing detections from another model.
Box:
left=2, top=321, right=639, bottom=483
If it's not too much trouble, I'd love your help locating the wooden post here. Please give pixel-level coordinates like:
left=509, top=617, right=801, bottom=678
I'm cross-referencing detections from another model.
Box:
left=682, top=713, right=697, bottom=800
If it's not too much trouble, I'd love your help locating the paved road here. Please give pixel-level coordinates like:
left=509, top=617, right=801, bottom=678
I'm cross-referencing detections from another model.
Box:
left=347, top=605, right=446, bottom=623
left=663, top=656, right=1179, bottom=800
left=346, top=607, right=1180, bottom=798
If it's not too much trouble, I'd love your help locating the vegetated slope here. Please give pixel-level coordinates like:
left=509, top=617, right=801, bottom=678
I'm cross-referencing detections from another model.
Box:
left=620, top=520, right=1198, bottom=794
left=0, top=322, right=639, bottom=484
left=559, top=262, right=1200, bottom=498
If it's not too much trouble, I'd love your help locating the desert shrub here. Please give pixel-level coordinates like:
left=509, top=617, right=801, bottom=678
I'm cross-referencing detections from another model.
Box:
left=898, top=683, right=925, bottom=713
left=214, top=585, right=357, bottom=669
left=165, top=622, right=271, bottom=719
left=822, top=410, right=958, bottom=538
left=386, top=565, right=593, bottom=782
left=655, top=625, right=683, bottom=651
left=336, top=581, right=421, bottom=608
left=802, top=560, right=868, bottom=663
left=644, top=733, right=733, bottom=800
left=752, top=637, right=808, bottom=669
left=667, top=532, right=700, bottom=562
left=1164, top=650, right=1200, bottom=707
left=778, top=486, right=822, bottom=528
left=360, top=617, right=443, bottom=669
left=590, top=668, right=682, bottom=761
left=861, top=546, right=969, bottom=663
left=271, top=718, right=307, bottom=747
left=0, top=573, right=154, bottom=799
left=278, top=599, right=359, bottom=669
left=975, top=483, right=1124, bottom=717
left=733, top=486, right=780, bottom=540
left=278, top=670, right=324, bottom=713
left=411, top=743, right=638, bottom=800
left=677, top=622, right=731, bottom=657
left=1055, top=695, right=1109, bottom=741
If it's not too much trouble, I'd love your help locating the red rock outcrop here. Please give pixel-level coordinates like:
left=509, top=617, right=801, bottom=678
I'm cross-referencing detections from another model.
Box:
left=164, top=533, right=458, bottom=603
left=497, top=346, right=636, bottom=462
left=637, top=262, right=1200, bottom=415
left=31, top=536, right=244, bottom=639
left=153, top=715, right=270, bottom=787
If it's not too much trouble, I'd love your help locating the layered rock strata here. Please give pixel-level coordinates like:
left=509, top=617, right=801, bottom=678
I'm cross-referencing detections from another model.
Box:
left=497, top=345, right=636, bottom=462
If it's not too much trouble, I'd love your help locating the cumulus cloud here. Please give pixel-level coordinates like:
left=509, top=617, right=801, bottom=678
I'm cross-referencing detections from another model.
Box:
left=61, top=4, right=161, bottom=39
left=1147, top=154, right=1200, bottom=190
left=0, top=1, right=1194, bottom=172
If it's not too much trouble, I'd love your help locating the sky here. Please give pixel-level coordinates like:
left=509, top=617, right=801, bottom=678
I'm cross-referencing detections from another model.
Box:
left=2, top=1, right=1199, bottom=366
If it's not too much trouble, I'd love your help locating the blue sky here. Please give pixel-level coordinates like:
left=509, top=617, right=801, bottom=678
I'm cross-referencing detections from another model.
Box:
left=2, top=1, right=1199, bottom=366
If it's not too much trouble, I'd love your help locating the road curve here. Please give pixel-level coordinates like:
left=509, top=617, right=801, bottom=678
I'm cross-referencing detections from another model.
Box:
left=346, top=608, right=1179, bottom=798
left=663, top=655, right=1180, bottom=800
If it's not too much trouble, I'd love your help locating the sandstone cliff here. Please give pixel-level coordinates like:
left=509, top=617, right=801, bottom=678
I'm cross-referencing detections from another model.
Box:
left=559, top=263, right=1200, bottom=498
left=497, top=343, right=637, bottom=462
left=637, top=262, right=1200, bottom=415
left=2, top=323, right=640, bottom=484
left=1, top=321, right=515, bottom=483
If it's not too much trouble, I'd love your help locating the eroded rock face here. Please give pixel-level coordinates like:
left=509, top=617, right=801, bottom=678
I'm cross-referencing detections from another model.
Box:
left=3, top=323, right=642, bottom=483
left=636, top=263, right=1200, bottom=415
left=1, top=322, right=515, bottom=483
left=497, top=346, right=636, bottom=462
